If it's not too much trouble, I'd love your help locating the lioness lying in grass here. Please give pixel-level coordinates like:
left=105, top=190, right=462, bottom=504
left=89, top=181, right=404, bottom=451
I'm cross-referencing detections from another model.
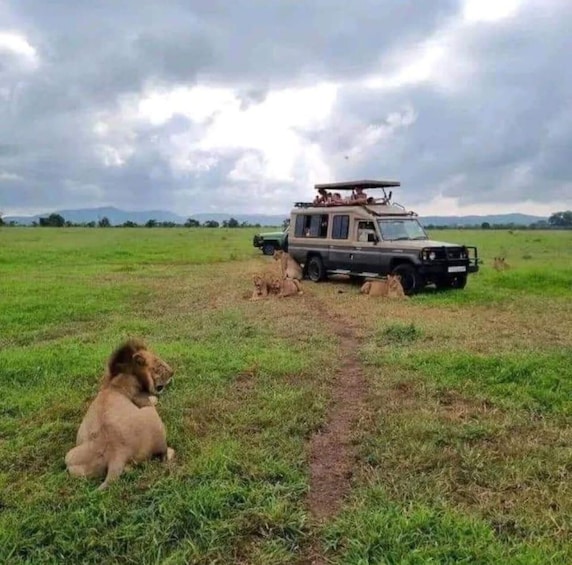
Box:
left=250, top=272, right=301, bottom=299
left=65, top=339, right=175, bottom=490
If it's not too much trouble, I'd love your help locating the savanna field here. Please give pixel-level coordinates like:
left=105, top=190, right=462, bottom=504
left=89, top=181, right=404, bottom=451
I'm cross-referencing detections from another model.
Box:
left=0, top=227, right=571, bottom=565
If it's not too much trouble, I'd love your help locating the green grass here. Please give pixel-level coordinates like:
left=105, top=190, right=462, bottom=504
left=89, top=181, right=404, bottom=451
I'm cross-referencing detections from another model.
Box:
left=320, top=230, right=572, bottom=564
left=0, top=227, right=571, bottom=563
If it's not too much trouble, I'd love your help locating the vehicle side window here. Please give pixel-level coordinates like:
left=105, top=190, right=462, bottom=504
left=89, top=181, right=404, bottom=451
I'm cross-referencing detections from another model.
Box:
left=295, top=214, right=329, bottom=238
left=357, top=221, right=377, bottom=243
left=332, top=215, right=349, bottom=239
left=294, top=215, right=306, bottom=237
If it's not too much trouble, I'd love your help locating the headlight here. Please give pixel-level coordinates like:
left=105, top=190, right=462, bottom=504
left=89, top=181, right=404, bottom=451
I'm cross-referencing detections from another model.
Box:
left=422, top=250, right=436, bottom=261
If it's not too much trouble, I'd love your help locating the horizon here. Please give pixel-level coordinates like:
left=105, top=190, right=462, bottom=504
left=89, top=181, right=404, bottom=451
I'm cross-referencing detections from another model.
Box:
left=3, top=202, right=553, bottom=221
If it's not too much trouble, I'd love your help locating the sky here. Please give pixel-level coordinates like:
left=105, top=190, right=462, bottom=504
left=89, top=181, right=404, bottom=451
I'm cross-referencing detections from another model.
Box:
left=1, top=0, right=571, bottom=218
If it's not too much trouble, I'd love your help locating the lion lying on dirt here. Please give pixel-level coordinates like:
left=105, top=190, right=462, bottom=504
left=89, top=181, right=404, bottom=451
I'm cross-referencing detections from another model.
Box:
left=65, top=339, right=175, bottom=490
left=360, top=274, right=408, bottom=299
left=273, top=250, right=303, bottom=280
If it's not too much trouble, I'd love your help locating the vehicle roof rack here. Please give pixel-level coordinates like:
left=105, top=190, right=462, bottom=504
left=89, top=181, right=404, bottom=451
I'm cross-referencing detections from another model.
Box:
left=314, top=179, right=401, bottom=191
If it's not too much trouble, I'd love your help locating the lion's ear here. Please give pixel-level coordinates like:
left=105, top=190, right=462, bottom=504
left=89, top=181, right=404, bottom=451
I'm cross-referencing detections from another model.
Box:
left=133, top=352, right=147, bottom=366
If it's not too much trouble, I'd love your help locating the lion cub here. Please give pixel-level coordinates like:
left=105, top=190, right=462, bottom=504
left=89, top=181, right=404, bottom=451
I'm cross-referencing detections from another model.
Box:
left=274, top=250, right=303, bottom=280
left=65, top=339, right=175, bottom=490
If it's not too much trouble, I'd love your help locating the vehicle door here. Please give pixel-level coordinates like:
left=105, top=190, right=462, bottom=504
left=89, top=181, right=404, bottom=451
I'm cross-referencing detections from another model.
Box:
left=351, top=220, right=383, bottom=274
left=327, top=213, right=353, bottom=271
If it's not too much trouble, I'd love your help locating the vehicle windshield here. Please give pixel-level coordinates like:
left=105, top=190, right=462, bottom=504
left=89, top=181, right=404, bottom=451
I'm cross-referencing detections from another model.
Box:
left=377, top=218, right=428, bottom=241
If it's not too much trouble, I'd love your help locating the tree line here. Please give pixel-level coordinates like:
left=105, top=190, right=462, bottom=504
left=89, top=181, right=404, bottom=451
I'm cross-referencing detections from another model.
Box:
left=425, top=211, right=572, bottom=230
left=0, top=213, right=267, bottom=229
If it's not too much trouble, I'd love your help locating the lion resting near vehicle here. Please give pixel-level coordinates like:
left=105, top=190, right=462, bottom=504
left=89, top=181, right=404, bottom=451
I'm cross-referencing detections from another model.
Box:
left=65, top=339, right=175, bottom=490
left=360, top=274, right=408, bottom=299
left=250, top=272, right=302, bottom=300
left=250, top=274, right=270, bottom=301
left=278, top=277, right=303, bottom=297
left=274, top=250, right=303, bottom=280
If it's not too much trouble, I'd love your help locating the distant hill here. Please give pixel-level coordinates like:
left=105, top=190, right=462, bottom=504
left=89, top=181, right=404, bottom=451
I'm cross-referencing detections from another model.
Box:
left=4, top=207, right=547, bottom=227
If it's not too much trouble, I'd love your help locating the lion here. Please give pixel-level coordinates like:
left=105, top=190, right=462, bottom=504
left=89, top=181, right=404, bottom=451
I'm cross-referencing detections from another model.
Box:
left=492, top=257, right=510, bottom=271
left=100, top=338, right=173, bottom=408
left=251, top=274, right=270, bottom=301
left=273, top=250, right=303, bottom=280
left=278, top=277, right=303, bottom=298
left=65, top=339, right=175, bottom=491
left=360, top=275, right=408, bottom=299
left=360, top=278, right=389, bottom=297
left=267, top=275, right=283, bottom=295
left=387, top=274, right=408, bottom=299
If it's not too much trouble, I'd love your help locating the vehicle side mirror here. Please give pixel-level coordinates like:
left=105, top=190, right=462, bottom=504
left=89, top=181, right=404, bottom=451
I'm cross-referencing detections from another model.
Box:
left=367, top=233, right=379, bottom=244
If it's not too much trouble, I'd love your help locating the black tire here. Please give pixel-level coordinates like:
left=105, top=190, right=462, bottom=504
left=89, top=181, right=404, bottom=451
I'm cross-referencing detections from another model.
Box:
left=307, top=255, right=326, bottom=282
left=262, top=242, right=276, bottom=256
left=435, top=274, right=467, bottom=290
left=391, top=263, right=422, bottom=295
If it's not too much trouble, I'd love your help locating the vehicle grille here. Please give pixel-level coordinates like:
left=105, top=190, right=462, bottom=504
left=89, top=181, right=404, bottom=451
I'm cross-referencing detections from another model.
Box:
left=431, top=247, right=466, bottom=260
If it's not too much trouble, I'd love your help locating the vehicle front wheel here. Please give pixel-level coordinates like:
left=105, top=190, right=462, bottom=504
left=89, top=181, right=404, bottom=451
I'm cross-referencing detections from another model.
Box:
left=307, top=255, right=326, bottom=282
left=391, top=263, right=422, bottom=295
left=262, top=242, right=276, bottom=256
left=435, top=274, right=467, bottom=290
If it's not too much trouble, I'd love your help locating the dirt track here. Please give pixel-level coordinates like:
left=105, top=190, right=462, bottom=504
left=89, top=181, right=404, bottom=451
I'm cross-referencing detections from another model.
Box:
left=303, top=293, right=369, bottom=564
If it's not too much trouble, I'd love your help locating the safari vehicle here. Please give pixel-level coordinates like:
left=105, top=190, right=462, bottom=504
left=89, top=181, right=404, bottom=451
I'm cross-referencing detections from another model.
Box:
left=252, top=225, right=288, bottom=255
left=285, top=179, right=479, bottom=295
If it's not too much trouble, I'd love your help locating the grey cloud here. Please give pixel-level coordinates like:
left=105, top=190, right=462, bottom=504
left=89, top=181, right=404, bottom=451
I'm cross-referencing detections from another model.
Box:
left=306, top=0, right=572, bottom=209
left=2, top=0, right=462, bottom=214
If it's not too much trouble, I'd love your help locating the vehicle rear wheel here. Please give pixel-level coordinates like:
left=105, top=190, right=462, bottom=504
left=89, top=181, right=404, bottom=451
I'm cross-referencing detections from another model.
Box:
left=435, top=274, right=467, bottom=290
left=307, top=255, right=326, bottom=282
left=262, top=242, right=276, bottom=256
left=391, top=263, right=422, bottom=295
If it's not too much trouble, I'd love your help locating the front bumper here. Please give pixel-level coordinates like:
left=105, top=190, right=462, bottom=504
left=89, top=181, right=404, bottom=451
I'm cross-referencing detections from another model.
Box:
left=252, top=235, right=263, bottom=248
left=419, top=245, right=479, bottom=276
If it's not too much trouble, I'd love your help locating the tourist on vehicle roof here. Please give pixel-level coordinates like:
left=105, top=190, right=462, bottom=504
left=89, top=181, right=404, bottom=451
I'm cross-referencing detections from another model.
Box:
left=331, top=192, right=344, bottom=205
left=351, top=186, right=368, bottom=204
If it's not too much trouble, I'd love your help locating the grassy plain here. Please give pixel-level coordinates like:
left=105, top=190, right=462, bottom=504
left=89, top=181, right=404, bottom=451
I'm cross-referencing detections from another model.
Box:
left=0, top=227, right=570, bottom=564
